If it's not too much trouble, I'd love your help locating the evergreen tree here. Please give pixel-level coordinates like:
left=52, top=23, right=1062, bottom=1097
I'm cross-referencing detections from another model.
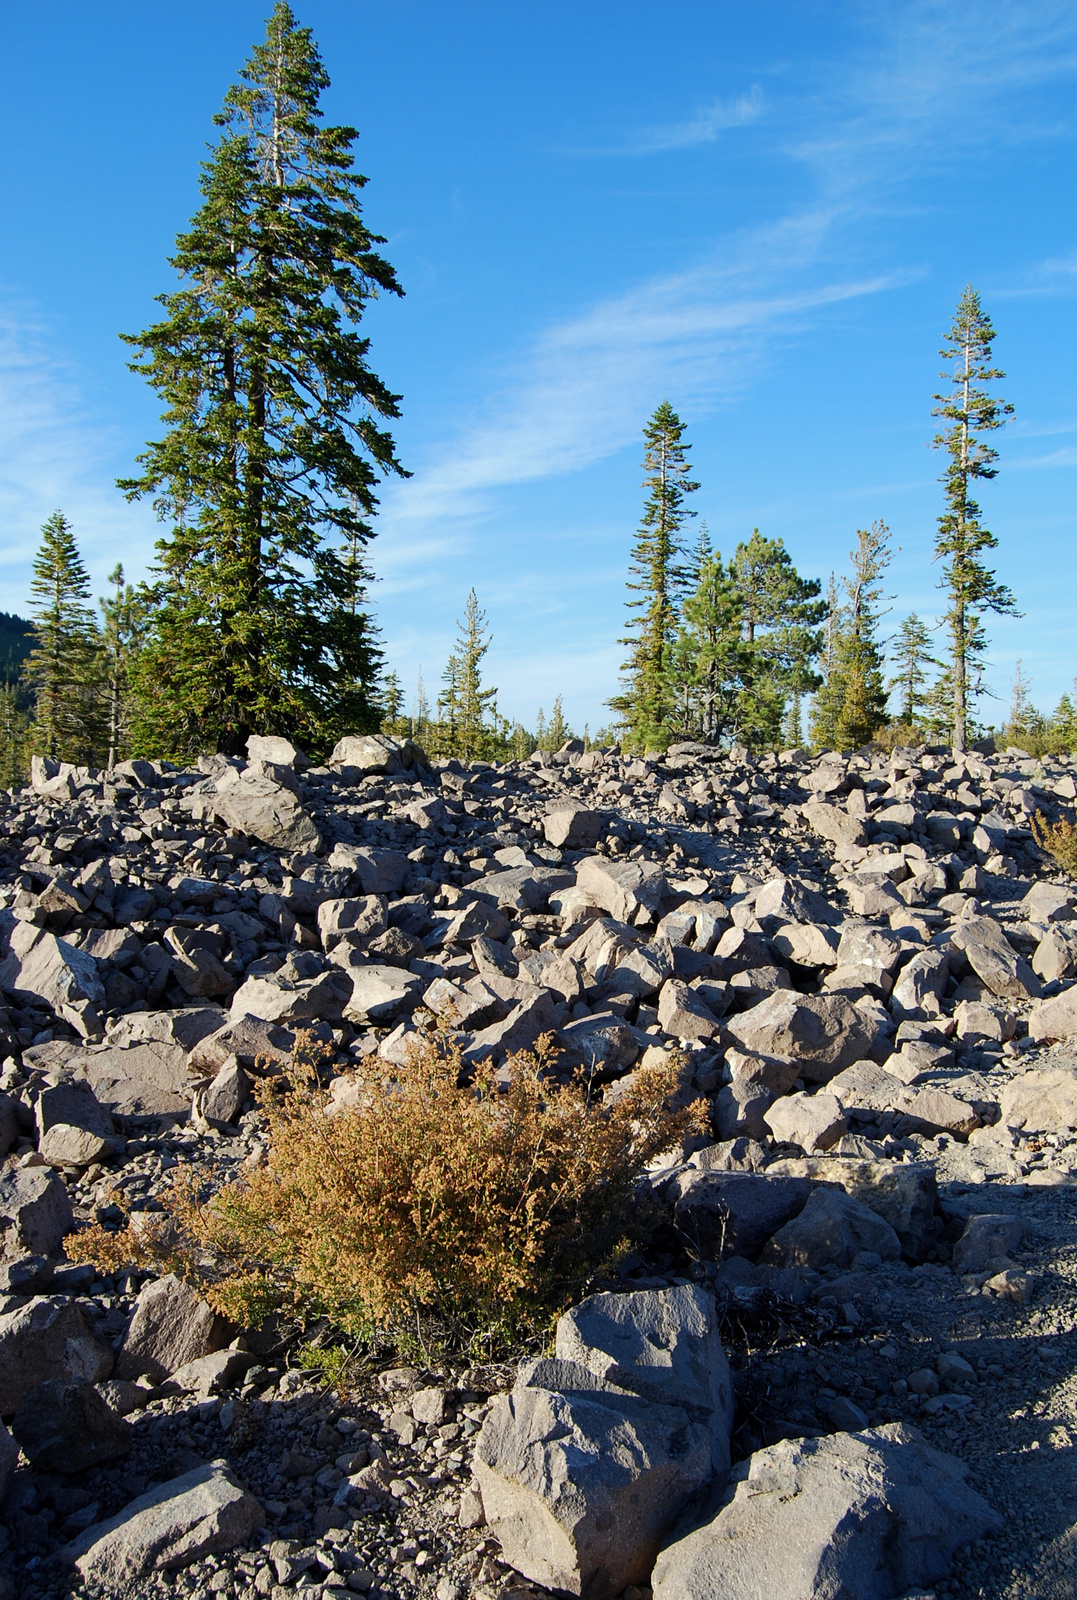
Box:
left=379, top=669, right=405, bottom=734
left=810, top=523, right=890, bottom=752
left=534, top=707, right=547, bottom=750
left=23, top=512, right=102, bottom=764
left=121, top=3, right=406, bottom=759
left=510, top=723, right=534, bottom=762
left=546, top=695, right=572, bottom=749
left=1050, top=686, right=1077, bottom=753
left=782, top=690, right=803, bottom=750
left=887, top=613, right=938, bottom=728
left=666, top=553, right=752, bottom=743
left=611, top=402, right=698, bottom=749
left=0, top=685, right=27, bottom=790
left=437, top=590, right=497, bottom=760
left=729, top=529, right=826, bottom=747
left=99, top=564, right=138, bottom=771
left=932, top=285, right=1017, bottom=753
left=412, top=666, right=431, bottom=744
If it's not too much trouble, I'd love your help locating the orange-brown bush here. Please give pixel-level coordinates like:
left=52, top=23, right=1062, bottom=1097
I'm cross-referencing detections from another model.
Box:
left=1031, top=811, right=1077, bottom=877
left=69, top=1029, right=702, bottom=1349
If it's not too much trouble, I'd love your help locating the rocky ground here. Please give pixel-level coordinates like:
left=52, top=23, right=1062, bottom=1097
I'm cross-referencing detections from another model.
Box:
left=0, top=733, right=1076, bottom=1598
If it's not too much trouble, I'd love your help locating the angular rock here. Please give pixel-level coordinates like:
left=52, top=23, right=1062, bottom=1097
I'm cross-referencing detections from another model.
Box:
left=474, top=1365, right=712, bottom=1600
left=575, top=856, right=667, bottom=924
left=760, top=1186, right=901, bottom=1269
left=230, top=966, right=351, bottom=1025
left=802, top=802, right=867, bottom=847
left=114, top=1274, right=228, bottom=1384
left=1027, top=989, right=1077, bottom=1044
left=889, top=947, right=949, bottom=1020
left=36, top=1078, right=115, bottom=1167
left=65, top=1464, right=265, bottom=1585
left=555, top=1285, right=734, bottom=1472
left=770, top=923, right=839, bottom=969
left=12, top=1378, right=131, bottom=1472
left=672, top=1171, right=811, bottom=1259
left=657, top=979, right=721, bottom=1041
left=464, top=990, right=561, bottom=1064
left=842, top=874, right=905, bottom=917
left=763, top=1090, right=846, bottom=1153
left=187, top=1014, right=296, bottom=1074
left=211, top=771, right=320, bottom=851
left=245, top=733, right=309, bottom=769
left=343, top=964, right=426, bottom=1025
left=953, top=1213, right=1025, bottom=1274
left=162, top=928, right=234, bottom=998
left=0, top=1164, right=74, bottom=1259
left=651, top=1423, right=1001, bottom=1600
left=766, top=1156, right=937, bottom=1259
left=169, top=1349, right=258, bottom=1396
left=330, top=733, right=426, bottom=777
left=0, top=1297, right=112, bottom=1416
left=544, top=807, right=604, bottom=850
left=998, top=1065, right=1077, bottom=1132
left=950, top=915, right=1041, bottom=1001
left=0, top=922, right=105, bottom=1038
left=200, top=1057, right=249, bottom=1126
left=723, top=992, right=881, bottom=1084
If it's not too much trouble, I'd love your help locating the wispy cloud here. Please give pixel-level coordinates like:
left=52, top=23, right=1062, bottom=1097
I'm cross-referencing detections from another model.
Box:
left=621, top=87, right=765, bottom=155
left=0, top=305, right=155, bottom=611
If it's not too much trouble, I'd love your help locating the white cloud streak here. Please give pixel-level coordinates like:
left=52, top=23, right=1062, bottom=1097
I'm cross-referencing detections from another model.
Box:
left=0, top=307, right=155, bottom=612
left=620, top=87, right=765, bottom=154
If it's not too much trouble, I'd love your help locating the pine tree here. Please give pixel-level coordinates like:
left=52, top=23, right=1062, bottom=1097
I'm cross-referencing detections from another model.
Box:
left=0, top=686, right=27, bottom=790
left=666, top=554, right=752, bottom=743
left=1050, top=687, right=1077, bottom=753
left=546, top=695, right=572, bottom=749
left=534, top=708, right=547, bottom=750
left=437, top=590, right=497, bottom=760
left=99, top=564, right=138, bottom=771
left=611, top=402, right=699, bottom=749
left=887, top=613, right=938, bottom=729
left=412, top=666, right=431, bottom=744
left=932, top=285, right=1018, bottom=753
left=23, top=512, right=102, bottom=764
left=729, top=529, right=826, bottom=747
left=782, top=690, right=803, bottom=750
left=120, top=3, right=405, bottom=759
left=379, top=670, right=405, bottom=734
left=809, top=523, right=891, bottom=752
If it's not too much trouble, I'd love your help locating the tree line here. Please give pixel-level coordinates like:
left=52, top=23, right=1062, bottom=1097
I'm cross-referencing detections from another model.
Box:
left=1, top=7, right=1058, bottom=783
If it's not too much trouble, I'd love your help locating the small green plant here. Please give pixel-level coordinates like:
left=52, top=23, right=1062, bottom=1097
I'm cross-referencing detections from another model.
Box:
left=1031, top=811, right=1077, bottom=877
left=69, top=1029, right=701, bottom=1354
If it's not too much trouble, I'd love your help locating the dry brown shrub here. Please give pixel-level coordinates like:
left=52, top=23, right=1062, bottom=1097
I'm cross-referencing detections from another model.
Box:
left=69, top=1029, right=703, bottom=1349
left=1031, top=811, right=1077, bottom=877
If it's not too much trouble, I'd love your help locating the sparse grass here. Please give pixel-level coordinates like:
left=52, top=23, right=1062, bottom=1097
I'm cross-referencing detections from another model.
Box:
left=1031, top=812, right=1077, bottom=877
left=69, top=1028, right=702, bottom=1355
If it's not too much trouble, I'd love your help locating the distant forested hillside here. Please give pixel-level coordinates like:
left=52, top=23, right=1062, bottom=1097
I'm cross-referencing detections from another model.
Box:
left=0, top=613, right=33, bottom=687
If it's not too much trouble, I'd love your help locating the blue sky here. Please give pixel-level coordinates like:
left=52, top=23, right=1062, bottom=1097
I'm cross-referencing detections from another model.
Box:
left=2, top=2, right=1077, bottom=736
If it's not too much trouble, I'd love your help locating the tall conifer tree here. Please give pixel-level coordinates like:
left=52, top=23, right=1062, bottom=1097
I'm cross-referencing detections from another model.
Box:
left=121, top=3, right=405, bottom=758
left=729, top=529, right=825, bottom=747
left=24, top=512, right=101, bottom=764
left=932, top=286, right=1017, bottom=753
left=887, top=613, right=938, bottom=729
left=612, top=402, right=698, bottom=749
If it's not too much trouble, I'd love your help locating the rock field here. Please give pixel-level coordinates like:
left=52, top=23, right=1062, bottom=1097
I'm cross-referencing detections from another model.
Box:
left=1, top=731, right=1077, bottom=1599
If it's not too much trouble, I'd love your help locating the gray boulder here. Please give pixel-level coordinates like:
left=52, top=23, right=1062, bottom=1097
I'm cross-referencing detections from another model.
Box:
left=555, top=1285, right=734, bottom=1472
left=672, top=1171, right=811, bottom=1259
left=953, top=1213, right=1025, bottom=1274
left=245, top=733, right=309, bottom=769
left=760, top=1187, right=901, bottom=1270
left=211, top=770, right=320, bottom=851
left=889, top=948, right=949, bottom=1020
left=544, top=807, right=604, bottom=850
left=652, top=1423, right=1001, bottom=1600
left=115, top=1273, right=228, bottom=1383
left=12, top=1378, right=132, bottom=1472
left=343, top=964, right=426, bottom=1025
left=65, top=1463, right=265, bottom=1585
left=0, top=922, right=104, bottom=1038
left=0, top=1297, right=112, bottom=1416
left=576, top=856, right=667, bottom=923
left=0, top=1164, right=73, bottom=1258
left=950, top=915, right=1041, bottom=1002
left=35, top=1079, right=115, bottom=1168
left=998, top=1064, right=1077, bottom=1132
left=723, top=992, right=880, bottom=1083
left=330, top=733, right=426, bottom=777
left=474, top=1365, right=712, bottom=1600
left=766, top=1157, right=937, bottom=1261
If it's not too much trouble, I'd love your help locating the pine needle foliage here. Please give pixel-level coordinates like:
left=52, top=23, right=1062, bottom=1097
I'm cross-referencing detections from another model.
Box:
left=887, top=613, right=939, bottom=729
left=120, top=2, right=406, bottom=760
left=810, top=521, right=891, bottom=751
left=68, top=1030, right=702, bottom=1352
left=23, top=511, right=102, bottom=765
left=932, top=285, right=1018, bottom=753
left=1031, top=813, right=1077, bottom=878
left=612, top=402, right=699, bottom=750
